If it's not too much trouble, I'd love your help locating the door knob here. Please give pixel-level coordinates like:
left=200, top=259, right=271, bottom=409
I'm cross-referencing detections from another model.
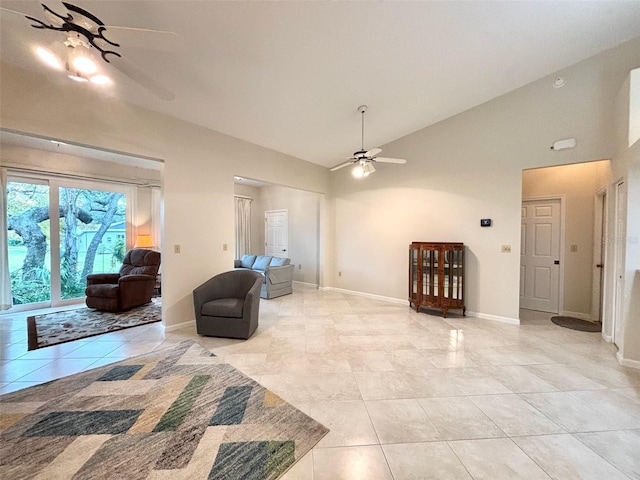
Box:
left=596, top=264, right=604, bottom=268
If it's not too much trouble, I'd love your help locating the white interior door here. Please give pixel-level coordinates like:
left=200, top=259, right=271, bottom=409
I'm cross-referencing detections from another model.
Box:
left=520, top=199, right=561, bottom=313
left=265, top=209, right=288, bottom=258
left=613, top=181, right=627, bottom=346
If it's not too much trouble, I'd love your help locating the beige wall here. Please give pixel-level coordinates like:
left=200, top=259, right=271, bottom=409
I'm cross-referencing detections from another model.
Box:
left=522, top=161, right=611, bottom=317
left=1, top=36, right=638, bottom=362
left=1, top=63, right=330, bottom=327
left=330, top=37, right=640, bottom=324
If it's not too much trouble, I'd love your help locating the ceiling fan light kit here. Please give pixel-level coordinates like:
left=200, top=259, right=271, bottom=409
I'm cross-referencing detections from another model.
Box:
left=26, top=3, right=116, bottom=86
left=4, top=1, right=178, bottom=99
left=330, top=105, right=407, bottom=178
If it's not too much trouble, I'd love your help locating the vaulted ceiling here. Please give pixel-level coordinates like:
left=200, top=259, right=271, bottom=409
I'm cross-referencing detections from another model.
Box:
left=1, top=1, right=640, bottom=167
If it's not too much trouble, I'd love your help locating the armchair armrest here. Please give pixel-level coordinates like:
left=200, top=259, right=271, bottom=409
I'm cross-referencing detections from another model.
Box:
left=193, top=275, right=224, bottom=321
left=118, top=274, right=156, bottom=285
left=264, top=264, right=294, bottom=284
left=86, top=273, right=120, bottom=285
left=242, top=276, right=263, bottom=326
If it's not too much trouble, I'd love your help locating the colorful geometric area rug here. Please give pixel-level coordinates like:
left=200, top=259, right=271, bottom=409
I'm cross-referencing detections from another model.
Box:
left=27, top=298, right=162, bottom=350
left=0, top=341, right=329, bottom=479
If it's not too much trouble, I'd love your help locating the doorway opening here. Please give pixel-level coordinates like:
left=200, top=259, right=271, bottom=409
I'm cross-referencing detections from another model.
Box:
left=520, top=160, right=612, bottom=327
left=1, top=130, right=164, bottom=314
left=234, top=176, right=323, bottom=287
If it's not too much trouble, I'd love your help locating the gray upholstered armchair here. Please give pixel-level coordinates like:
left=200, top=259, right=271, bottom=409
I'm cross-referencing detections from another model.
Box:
left=85, top=249, right=161, bottom=312
left=193, top=269, right=263, bottom=339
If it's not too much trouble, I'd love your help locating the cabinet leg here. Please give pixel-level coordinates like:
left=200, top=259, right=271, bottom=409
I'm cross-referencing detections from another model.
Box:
left=463, top=306, right=466, bottom=316
left=442, top=307, right=448, bottom=318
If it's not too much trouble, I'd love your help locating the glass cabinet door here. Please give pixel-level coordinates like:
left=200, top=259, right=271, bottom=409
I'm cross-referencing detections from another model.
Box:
left=409, top=245, right=419, bottom=301
left=443, top=247, right=463, bottom=301
left=422, top=247, right=438, bottom=299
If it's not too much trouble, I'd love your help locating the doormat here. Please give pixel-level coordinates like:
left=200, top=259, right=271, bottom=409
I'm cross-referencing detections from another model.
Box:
left=0, top=341, right=329, bottom=479
left=551, top=316, right=602, bottom=332
left=27, top=298, right=161, bottom=350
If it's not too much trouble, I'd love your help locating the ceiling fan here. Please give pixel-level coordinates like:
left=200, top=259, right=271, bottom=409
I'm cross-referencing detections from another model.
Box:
left=330, top=105, right=407, bottom=177
left=0, top=1, right=182, bottom=100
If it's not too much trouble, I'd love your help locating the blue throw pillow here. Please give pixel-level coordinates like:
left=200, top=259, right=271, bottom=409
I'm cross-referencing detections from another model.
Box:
left=270, top=257, right=290, bottom=266
left=252, top=256, right=273, bottom=271
left=240, top=255, right=256, bottom=269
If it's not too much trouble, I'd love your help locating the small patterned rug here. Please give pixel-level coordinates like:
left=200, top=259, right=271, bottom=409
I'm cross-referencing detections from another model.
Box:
left=0, top=340, right=329, bottom=479
left=27, top=299, right=162, bottom=351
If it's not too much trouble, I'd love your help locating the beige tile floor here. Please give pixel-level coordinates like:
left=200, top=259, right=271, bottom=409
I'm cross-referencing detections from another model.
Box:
left=1, top=284, right=639, bottom=479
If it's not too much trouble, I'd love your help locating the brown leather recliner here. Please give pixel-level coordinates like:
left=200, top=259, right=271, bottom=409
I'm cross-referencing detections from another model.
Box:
left=85, top=249, right=161, bottom=312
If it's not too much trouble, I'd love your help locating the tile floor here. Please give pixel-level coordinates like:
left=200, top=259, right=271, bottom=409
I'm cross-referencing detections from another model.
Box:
left=1, top=284, right=639, bottom=479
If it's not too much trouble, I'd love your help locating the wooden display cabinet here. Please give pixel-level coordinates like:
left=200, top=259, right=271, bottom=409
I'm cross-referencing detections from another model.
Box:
left=409, top=242, right=465, bottom=318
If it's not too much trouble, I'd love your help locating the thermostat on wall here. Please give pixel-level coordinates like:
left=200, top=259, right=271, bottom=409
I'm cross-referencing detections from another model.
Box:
left=480, top=219, right=492, bottom=227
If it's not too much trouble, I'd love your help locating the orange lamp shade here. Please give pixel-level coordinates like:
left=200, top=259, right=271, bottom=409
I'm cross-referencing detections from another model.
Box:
left=134, top=234, right=154, bottom=249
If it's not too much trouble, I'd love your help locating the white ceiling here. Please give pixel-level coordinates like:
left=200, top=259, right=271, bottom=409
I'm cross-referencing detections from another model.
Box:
left=1, top=1, right=640, bottom=168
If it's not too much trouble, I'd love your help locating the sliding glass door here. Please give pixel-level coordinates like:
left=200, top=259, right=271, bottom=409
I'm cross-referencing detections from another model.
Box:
left=6, top=175, right=131, bottom=309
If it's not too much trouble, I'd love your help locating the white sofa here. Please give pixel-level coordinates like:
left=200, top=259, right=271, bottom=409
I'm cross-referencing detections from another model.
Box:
left=234, top=254, right=294, bottom=299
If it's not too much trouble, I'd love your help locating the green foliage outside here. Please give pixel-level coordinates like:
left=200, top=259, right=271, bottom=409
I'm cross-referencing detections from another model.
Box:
left=113, top=237, right=126, bottom=263
left=10, top=266, right=51, bottom=305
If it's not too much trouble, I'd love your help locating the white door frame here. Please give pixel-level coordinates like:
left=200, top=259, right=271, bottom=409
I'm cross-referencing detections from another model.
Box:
left=592, top=188, right=607, bottom=325
left=521, top=196, right=565, bottom=314
left=612, top=179, right=627, bottom=348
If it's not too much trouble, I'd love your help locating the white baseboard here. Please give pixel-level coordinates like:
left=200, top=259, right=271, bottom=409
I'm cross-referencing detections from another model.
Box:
left=164, top=319, right=195, bottom=332
left=320, top=286, right=407, bottom=305
left=293, top=281, right=319, bottom=288
left=466, top=310, right=521, bottom=325
left=322, top=287, right=520, bottom=325
left=602, top=333, right=613, bottom=343
left=617, top=351, right=640, bottom=370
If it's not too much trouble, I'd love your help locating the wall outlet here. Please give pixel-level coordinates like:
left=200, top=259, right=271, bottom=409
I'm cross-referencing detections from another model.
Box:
left=338, top=271, right=342, bottom=277
left=570, top=244, right=578, bottom=252
left=501, top=245, right=511, bottom=253
left=174, top=244, right=181, bottom=253
left=223, top=243, right=228, bottom=251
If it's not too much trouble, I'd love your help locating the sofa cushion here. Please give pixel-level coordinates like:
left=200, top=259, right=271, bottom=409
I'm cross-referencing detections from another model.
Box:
left=201, top=298, right=244, bottom=318
left=252, top=255, right=273, bottom=271
left=240, top=255, right=257, bottom=269
left=270, top=257, right=290, bottom=266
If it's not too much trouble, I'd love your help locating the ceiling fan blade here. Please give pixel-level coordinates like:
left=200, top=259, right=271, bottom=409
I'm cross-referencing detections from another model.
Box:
left=365, top=148, right=382, bottom=157
left=108, top=55, right=174, bottom=100
left=0, top=6, right=34, bottom=24
left=101, top=26, right=186, bottom=52
left=374, top=157, right=407, bottom=164
left=330, top=161, right=354, bottom=172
